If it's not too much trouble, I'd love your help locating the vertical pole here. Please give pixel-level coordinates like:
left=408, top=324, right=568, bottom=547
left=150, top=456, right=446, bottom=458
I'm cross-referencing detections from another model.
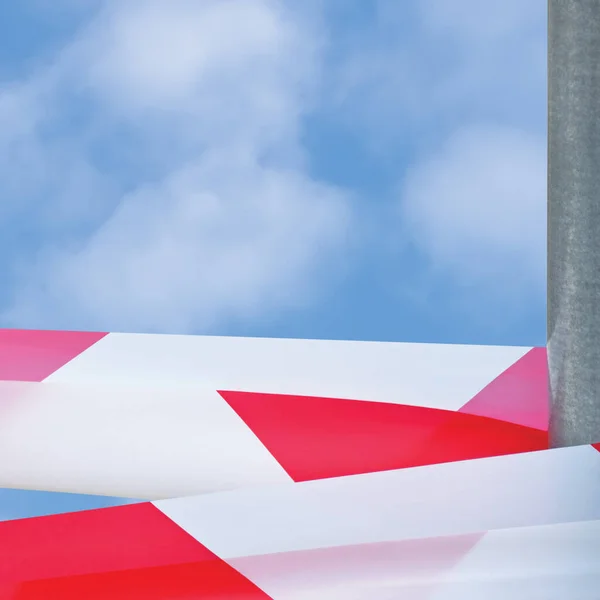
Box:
left=548, top=0, right=600, bottom=447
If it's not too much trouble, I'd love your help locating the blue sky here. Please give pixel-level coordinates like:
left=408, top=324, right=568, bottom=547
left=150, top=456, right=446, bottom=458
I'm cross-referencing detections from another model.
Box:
left=1, top=0, right=546, bottom=520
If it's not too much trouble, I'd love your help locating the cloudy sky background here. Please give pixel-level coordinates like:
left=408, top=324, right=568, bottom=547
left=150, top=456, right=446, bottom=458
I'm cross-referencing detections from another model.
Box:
left=1, top=0, right=546, bottom=519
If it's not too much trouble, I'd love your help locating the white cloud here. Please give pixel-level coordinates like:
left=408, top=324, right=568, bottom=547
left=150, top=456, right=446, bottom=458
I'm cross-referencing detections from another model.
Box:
left=341, top=0, right=546, bottom=129
left=329, top=0, right=546, bottom=299
left=405, top=1, right=546, bottom=297
left=400, top=125, right=546, bottom=288
left=1, top=0, right=352, bottom=333
left=70, top=0, right=319, bottom=143
left=7, top=149, right=349, bottom=333
left=0, top=0, right=548, bottom=334
left=419, top=0, right=543, bottom=42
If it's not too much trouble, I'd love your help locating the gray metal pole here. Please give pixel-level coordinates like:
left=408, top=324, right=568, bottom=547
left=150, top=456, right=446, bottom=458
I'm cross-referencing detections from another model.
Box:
left=548, top=0, right=600, bottom=447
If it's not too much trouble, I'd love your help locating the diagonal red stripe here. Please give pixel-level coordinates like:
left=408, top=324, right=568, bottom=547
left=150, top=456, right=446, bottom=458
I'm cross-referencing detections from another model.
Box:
left=0, top=329, right=107, bottom=382
left=0, top=503, right=210, bottom=582
left=593, top=443, right=600, bottom=452
left=11, top=560, right=272, bottom=600
left=218, top=391, right=548, bottom=482
left=0, top=503, right=271, bottom=598
left=459, top=347, right=549, bottom=431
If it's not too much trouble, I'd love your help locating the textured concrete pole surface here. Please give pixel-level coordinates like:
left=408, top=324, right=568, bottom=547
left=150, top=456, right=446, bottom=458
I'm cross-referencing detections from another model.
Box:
left=548, top=0, right=600, bottom=446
